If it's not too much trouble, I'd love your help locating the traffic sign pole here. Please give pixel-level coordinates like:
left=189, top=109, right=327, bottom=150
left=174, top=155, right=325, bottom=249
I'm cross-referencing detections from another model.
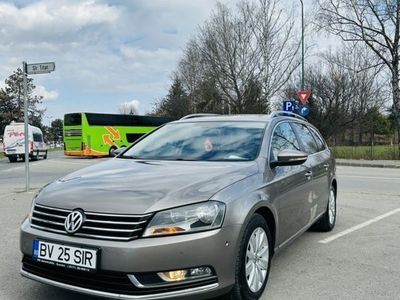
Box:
left=22, top=61, right=55, bottom=192
left=22, top=61, right=30, bottom=192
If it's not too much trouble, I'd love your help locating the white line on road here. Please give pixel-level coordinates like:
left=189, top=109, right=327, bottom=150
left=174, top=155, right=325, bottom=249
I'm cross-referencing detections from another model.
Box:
left=319, top=208, right=400, bottom=244
left=0, top=193, right=15, bottom=200
left=340, top=175, right=400, bottom=181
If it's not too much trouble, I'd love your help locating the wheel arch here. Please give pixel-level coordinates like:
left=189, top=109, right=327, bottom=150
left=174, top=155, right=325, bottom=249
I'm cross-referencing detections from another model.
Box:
left=254, top=206, right=276, bottom=254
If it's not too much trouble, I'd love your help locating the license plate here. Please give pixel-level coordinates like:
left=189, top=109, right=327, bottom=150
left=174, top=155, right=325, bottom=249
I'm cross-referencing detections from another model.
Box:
left=33, top=240, right=98, bottom=272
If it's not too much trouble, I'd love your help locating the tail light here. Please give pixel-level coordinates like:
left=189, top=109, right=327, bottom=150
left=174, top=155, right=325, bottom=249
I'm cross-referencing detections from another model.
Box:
left=30, top=141, right=34, bottom=151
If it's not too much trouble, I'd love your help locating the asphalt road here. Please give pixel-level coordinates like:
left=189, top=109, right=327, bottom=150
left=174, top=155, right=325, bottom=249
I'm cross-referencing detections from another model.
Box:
left=0, top=153, right=399, bottom=299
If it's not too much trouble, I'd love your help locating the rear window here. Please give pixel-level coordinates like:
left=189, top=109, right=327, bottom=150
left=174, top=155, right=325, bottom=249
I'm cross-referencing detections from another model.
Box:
left=33, top=133, right=43, bottom=142
left=64, top=114, right=82, bottom=126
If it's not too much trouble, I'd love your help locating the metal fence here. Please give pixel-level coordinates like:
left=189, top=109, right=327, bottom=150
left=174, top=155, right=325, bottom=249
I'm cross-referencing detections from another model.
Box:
left=330, top=145, right=400, bottom=160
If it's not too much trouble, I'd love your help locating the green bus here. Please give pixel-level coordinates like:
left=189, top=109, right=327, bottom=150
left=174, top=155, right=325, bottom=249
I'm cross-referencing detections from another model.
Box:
left=63, top=113, right=174, bottom=157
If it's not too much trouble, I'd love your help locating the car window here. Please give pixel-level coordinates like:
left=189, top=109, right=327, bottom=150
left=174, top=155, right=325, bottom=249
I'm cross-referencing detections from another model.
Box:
left=309, top=127, right=326, bottom=152
left=33, top=133, right=43, bottom=142
left=292, top=123, right=319, bottom=154
left=121, top=121, right=266, bottom=161
left=270, top=122, right=300, bottom=162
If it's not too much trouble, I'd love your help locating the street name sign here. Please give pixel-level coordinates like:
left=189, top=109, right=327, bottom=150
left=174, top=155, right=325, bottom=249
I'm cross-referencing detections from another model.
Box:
left=296, top=90, right=311, bottom=105
left=26, top=62, right=55, bottom=75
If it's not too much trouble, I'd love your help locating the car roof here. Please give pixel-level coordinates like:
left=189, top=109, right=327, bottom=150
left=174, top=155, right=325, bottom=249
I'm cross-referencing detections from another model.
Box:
left=171, top=112, right=308, bottom=124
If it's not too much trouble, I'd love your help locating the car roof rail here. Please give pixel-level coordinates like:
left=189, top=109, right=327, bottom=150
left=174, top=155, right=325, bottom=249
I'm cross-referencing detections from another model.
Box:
left=180, top=113, right=220, bottom=120
left=270, top=111, right=307, bottom=122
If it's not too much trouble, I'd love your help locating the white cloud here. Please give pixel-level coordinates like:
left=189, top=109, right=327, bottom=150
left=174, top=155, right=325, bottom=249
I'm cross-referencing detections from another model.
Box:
left=34, top=85, right=59, bottom=101
left=119, top=100, right=141, bottom=114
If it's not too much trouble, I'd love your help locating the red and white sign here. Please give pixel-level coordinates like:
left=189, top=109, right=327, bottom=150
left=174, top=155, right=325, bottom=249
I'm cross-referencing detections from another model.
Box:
left=296, top=90, right=311, bottom=105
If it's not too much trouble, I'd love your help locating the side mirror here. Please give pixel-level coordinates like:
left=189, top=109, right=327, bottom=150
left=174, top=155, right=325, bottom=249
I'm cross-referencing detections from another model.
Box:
left=270, top=149, right=308, bottom=168
left=112, top=147, right=127, bottom=157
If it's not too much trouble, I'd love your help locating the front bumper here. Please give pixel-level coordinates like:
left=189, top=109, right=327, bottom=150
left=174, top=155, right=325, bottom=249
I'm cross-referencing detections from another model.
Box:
left=20, top=218, right=240, bottom=299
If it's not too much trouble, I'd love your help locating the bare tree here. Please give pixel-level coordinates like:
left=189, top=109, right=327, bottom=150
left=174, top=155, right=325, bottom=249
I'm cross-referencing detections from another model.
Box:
left=119, top=100, right=139, bottom=115
left=317, top=0, right=400, bottom=130
left=283, top=44, right=387, bottom=143
left=169, top=0, right=301, bottom=115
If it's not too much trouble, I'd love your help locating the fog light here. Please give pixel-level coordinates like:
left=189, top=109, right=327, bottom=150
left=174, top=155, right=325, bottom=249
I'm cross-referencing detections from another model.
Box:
left=157, top=266, right=213, bottom=283
left=158, top=270, right=187, bottom=282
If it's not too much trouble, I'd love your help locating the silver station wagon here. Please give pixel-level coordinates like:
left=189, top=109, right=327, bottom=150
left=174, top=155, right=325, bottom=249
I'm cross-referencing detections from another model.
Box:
left=20, top=112, right=337, bottom=300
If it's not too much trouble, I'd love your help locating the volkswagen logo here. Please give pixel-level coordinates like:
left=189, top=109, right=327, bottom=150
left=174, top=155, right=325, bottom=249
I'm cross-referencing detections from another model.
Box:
left=64, top=210, right=85, bottom=234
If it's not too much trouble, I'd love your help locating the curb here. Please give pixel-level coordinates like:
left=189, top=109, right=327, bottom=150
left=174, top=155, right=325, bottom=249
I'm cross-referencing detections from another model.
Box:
left=336, top=162, right=400, bottom=169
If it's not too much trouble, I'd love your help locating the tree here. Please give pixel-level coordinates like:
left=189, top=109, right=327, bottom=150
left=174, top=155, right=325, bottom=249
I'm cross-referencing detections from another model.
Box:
left=317, top=0, right=400, bottom=133
left=158, top=0, right=300, bottom=115
left=0, top=68, right=44, bottom=134
left=282, top=44, right=386, bottom=143
left=48, top=119, right=63, bottom=142
left=154, top=76, right=191, bottom=118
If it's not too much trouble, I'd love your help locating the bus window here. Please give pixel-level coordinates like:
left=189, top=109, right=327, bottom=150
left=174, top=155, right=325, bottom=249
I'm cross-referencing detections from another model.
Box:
left=126, top=133, right=144, bottom=143
left=65, top=114, right=82, bottom=126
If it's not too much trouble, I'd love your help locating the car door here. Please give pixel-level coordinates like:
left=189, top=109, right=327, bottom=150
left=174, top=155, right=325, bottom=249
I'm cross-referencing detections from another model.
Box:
left=308, top=126, right=331, bottom=216
left=268, top=122, right=313, bottom=246
left=291, top=122, right=325, bottom=224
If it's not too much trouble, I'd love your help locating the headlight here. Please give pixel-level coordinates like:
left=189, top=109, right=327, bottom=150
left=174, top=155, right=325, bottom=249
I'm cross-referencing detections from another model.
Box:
left=143, top=201, right=225, bottom=237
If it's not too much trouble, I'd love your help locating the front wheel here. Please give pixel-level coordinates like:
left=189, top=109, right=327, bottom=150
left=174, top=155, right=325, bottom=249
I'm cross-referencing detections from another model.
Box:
left=226, top=214, right=272, bottom=300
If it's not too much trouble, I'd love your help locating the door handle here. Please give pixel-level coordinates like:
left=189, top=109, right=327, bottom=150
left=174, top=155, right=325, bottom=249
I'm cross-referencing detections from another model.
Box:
left=305, top=171, right=313, bottom=180
left=323, top=163, right=329, bottom=171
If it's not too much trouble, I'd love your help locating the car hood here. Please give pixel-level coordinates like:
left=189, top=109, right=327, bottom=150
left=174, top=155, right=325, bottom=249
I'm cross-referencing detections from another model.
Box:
left=36, top=158, right=259, bottom=214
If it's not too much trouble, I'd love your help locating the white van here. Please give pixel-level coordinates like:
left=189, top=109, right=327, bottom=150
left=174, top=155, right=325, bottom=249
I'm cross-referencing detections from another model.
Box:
left=3, top=122, right=47, bottom=163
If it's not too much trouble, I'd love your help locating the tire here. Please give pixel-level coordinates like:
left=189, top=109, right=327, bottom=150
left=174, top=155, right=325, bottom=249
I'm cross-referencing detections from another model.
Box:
left=312, top=186, right=336, bottom=232
left=8, top=156, right=17, bottom=163
left=226, top=214, right=272, bottom=300
left=109, top=146, right=117, bottom=157
left=43, top=150, right=48, bottom=159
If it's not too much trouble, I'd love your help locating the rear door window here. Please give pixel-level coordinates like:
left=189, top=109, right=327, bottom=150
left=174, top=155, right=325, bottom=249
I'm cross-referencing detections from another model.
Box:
left=291, top=123, right=319, bottom=154
left=309, top=127, right=326, bottom=152
left=33, top=133, right=43, bottom=142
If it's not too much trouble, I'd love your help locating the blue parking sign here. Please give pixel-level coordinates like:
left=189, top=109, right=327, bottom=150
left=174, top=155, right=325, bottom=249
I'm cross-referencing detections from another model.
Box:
left=283, top=100, right=296, bottom=112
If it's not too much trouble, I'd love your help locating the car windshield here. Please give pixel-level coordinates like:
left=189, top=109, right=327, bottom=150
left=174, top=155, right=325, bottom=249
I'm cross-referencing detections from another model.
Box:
left=120, top=121, right=266, bottom=161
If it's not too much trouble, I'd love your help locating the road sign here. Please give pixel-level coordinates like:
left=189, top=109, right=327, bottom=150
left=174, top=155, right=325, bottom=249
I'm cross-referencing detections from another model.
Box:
left=26, top=62, right=55, bottom=75
left=296, top=90, right=311, bottom=105
left=297, top=105, right=310, bottom=117
left=283, top=100, right=297, bottom=112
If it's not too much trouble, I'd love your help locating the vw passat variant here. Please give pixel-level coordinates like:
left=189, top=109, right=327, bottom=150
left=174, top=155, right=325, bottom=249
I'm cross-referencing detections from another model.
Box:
left=20, top=112, right=337, bottom=300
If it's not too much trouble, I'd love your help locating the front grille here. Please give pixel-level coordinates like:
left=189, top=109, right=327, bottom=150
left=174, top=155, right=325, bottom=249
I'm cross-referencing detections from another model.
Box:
left=64, top=129, right=82, bottom=137
left=22, top=256, right=218, bottom=295
left=30, top=204, right=152, bottom=241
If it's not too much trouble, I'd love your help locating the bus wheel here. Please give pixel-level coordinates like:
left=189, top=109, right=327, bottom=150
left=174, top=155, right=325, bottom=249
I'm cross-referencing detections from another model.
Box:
left=109, top=146, right=117, bottom=157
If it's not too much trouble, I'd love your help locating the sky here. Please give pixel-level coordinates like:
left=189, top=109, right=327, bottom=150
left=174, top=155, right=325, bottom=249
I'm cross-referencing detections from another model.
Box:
left=0, top=0, right=321, bottom=124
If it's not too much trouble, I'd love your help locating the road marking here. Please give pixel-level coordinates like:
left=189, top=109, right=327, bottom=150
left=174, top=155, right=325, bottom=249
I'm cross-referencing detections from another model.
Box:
left=0, top=193, right=15, bottom=200
left=319, top=208, right=400, bottom=244
left=340, top=175, right=400, bottom=181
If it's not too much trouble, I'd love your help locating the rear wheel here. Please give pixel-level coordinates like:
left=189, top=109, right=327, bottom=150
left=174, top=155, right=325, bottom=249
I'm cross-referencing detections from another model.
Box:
left=8, top=156, right=17, bottom=163
left=43, top=150, right=48, bottom=159
left=226, top=214, right=272, bottom=300
left=313, top=186, right=336, bottom=232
